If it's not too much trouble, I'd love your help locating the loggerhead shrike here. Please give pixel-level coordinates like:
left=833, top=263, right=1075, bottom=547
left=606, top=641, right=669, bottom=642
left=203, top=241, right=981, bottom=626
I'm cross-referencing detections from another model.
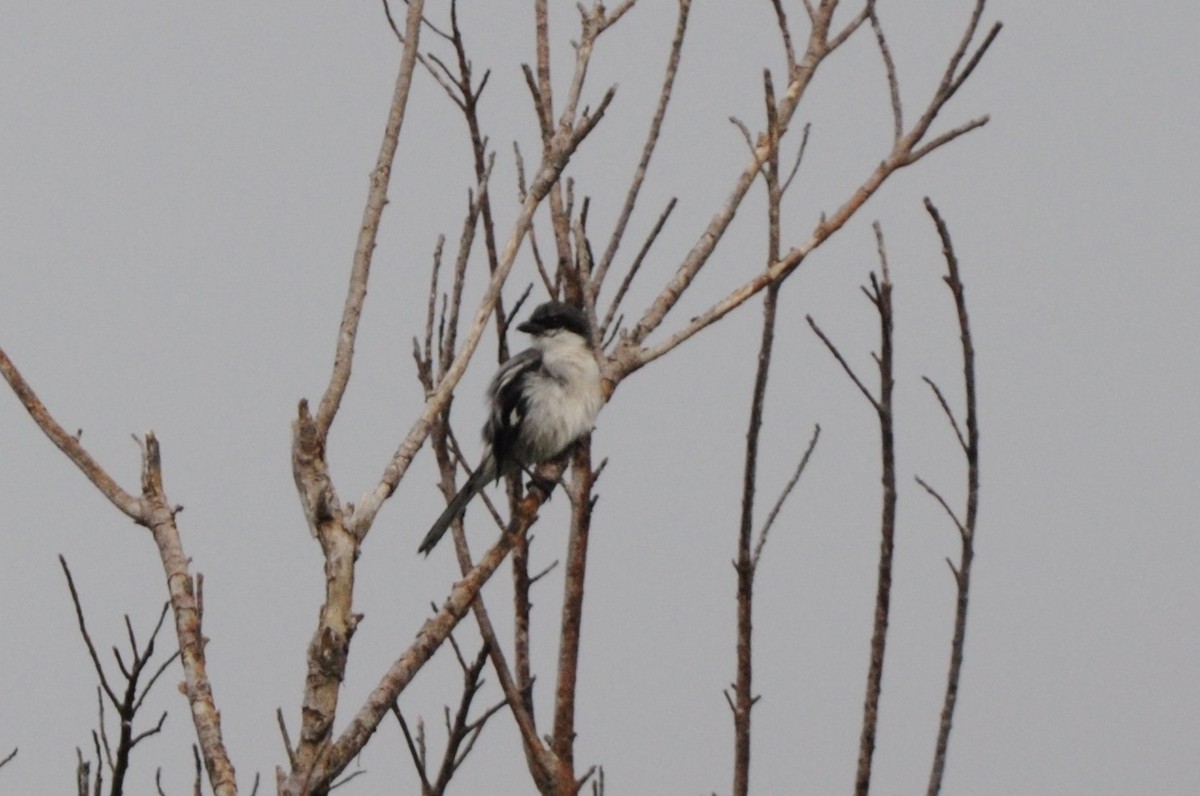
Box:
left=418, top=301, right=604, bottom=555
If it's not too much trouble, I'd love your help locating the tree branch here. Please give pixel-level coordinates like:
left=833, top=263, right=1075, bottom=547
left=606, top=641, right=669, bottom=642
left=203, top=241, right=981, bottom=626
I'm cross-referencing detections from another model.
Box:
left=0, top=347, right=142, bottom=519
left=854, top=233, right=897, bottom=796
left=313, top=0, right=426, bottom=439
left=923, top=197, right=981, bottom=796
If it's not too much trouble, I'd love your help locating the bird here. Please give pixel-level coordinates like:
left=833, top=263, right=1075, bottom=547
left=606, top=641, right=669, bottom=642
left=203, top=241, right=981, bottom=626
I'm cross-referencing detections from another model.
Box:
left=418, top=300, right=604, bottom=555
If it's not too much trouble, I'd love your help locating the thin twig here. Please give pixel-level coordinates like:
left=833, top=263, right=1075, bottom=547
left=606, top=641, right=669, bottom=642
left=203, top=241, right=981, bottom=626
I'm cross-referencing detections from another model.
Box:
left=392, top=705, right=430, bottom=789
left=600, top=197, right=677, bottom=341
left=276, top=708, right=297, bottom=769
left=606, top=2, right=998, bottom=380
left=753, top=424, right=821, bottom=569
left=591, top=0, right=691, bottom=301
left=915, top=476, right=966, bottom=540
left=59, top=557, right=120, bottom=707
left=922, top=376, right=967, bottom=453
left=780, top=122, right=811, bottom=196
left=806, top=316, right=879, bottom=411
left=868, top=3, right=903, bottom=144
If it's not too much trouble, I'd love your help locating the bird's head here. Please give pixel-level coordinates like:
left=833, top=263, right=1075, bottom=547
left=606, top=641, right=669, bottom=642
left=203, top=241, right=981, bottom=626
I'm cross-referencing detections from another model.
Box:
left=517, top=301, right=593, bottom=347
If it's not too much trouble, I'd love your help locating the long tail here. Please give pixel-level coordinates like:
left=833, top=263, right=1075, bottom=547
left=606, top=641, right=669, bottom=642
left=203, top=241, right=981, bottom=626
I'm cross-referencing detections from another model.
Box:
left=418, top=465, right=490, bottom=555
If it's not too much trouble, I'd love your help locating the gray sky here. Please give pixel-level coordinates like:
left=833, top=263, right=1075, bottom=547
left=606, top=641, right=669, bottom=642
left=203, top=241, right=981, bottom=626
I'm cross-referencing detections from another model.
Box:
left=2, top=2, right=1198, bottom=794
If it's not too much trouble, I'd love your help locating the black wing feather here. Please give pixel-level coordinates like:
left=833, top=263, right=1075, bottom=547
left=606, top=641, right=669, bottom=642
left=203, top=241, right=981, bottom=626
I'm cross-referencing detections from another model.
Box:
left=485, top=349, right=541, bottom=473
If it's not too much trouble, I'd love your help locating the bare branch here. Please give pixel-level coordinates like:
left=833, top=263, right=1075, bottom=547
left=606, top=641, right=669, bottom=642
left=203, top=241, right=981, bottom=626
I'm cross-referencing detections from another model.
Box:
left=868, top=4, right=903, bottom=144
left=828, top=4, right=872, bottom=52
left=854, top=252, right=896, bottom=796
left=295, top=469, right=564, bottom=792
left=769, top=0, right=796, bottom=72
left=806, top=315, right=879, bottom=411
left=915, top=475, right=967, bottom=539
left=392, top=705, right=428, bottom=789
left=614, top=3, right=852, bottom=357
left=591, top=0, right=691, bottom=299
left=922, top=376, right=968, bottom=453
left=550, top=441, right=599, bottom=778
left=600, top=197, right=677, bottom=341
left=605, top=2, right=998, bottom=380
left=330, top=769, right=366, bottom=791
left=59, top=557, right=121, bottom=707
left=276, top=708, right=297, bottom=769
left=908, top=114, right=990, bottom=163
left=313, top=0, right=427, bottom=439
left=779, top=122, right=811, bottom=196
left=753, top=424, right=821, bottom=569
left=129, top=711, right=168, bottom=747
left=191, top=745, right=202, bottom=796
left=131, top=648, right=181, bottom=719
left=0, top=347, right=142, bottom=519
left=924, top=197, right=981, bottom=796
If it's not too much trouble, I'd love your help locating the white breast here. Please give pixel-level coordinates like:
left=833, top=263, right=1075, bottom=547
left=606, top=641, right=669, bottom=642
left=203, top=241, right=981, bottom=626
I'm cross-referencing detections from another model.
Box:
left=518, top=342, right=603, bottom=463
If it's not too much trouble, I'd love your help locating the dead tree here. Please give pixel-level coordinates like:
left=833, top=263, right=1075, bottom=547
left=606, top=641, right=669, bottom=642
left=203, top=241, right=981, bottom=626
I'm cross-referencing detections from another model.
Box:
left=0, top=1, right=998, bottom=793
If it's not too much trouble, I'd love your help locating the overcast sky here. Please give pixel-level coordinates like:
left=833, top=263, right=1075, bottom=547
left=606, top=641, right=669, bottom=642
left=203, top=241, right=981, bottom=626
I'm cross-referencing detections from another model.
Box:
left=2, top=2, right=1198, bottom=794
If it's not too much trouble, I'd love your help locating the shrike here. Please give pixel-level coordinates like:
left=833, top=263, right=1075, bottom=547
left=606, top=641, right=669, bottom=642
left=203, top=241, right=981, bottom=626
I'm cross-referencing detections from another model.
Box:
left=418, top=301, right=604, bottom=554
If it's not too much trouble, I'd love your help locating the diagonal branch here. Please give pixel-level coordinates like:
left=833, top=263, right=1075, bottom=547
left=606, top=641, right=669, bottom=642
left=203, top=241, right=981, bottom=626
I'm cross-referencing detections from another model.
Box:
left=915, top=475, right=967, bottom=539
left=753, top=424, right=821, bottom=570
left=590, top=0, right=691, bottom=300
left=314, top=0, right=426, bottom=439
left=922, top=375, right=968, bottom=453
left=806, top=316, right=880, bottom=411
left=59, top=556, right=121, bottom=708
left=0, top=347, right=142, bottom=519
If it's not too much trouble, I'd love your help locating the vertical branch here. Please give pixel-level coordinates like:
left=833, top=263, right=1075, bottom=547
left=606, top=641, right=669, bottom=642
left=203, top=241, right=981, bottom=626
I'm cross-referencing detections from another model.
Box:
left=549, top=438, right=597, bottom=789
left=731, top=281, right=777, bottom=796
left=729, top=63, right=785, bottom=796
left=810, top=232, right=900, bottom=796
left=923, top=198, right=980, bottom=796
left=854, top=227, right=897, bottom=796
left=142, top=491, right=236, bottom=793
left=532, top=0, right=575, bottom=299
left=285, top=4, right=425, bottom=791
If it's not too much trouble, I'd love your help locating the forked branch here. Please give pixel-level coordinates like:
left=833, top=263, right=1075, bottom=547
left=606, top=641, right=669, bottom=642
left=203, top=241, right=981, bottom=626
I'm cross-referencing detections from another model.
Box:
left=0, top=346, right=235, bottom=795
left=607, top=0, right=1000, bottom=379
left=808, top=227, right=897, bottom=796
left=61, top=556, right=181, bottom=796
